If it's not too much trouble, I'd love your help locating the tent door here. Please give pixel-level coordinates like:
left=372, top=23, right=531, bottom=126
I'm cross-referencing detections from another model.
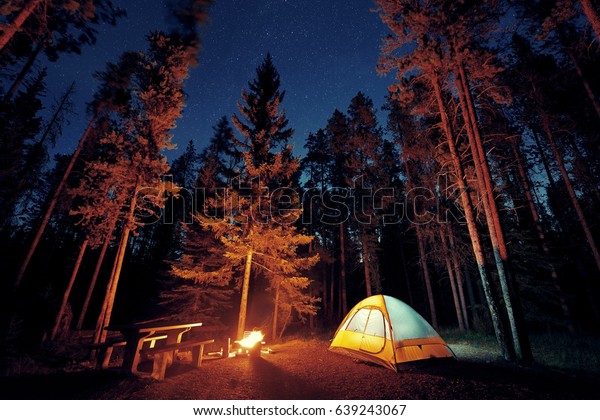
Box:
left=358, top=308, right=387, bottom=354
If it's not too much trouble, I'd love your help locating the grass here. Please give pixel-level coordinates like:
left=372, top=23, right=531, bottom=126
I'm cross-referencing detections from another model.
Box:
left=530, top=332, right=600, bottom=374
left=441, top=328, right=600, bottom=374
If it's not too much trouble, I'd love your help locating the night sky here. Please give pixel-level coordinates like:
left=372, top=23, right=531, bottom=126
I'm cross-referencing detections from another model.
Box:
left=44, top=0, right=391, bottom=161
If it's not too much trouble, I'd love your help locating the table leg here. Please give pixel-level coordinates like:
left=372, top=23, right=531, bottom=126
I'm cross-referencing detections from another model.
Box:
left=122, top=331, right=153, bottom=374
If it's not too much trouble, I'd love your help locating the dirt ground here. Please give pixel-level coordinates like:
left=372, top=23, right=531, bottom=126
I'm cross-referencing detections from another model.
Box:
left=2, top=338, right=600, bottom=399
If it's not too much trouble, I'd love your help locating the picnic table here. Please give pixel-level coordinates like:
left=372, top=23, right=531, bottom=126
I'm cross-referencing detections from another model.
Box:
left=104, top=320, right=205, bottom=376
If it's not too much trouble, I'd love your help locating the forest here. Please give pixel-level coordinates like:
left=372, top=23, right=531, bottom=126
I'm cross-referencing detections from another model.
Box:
left=1, top=0, right=600, bottom=379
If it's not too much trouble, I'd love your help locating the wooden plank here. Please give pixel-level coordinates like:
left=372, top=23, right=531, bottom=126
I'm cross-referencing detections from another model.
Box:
left=142, top=339, right=214, bottom=356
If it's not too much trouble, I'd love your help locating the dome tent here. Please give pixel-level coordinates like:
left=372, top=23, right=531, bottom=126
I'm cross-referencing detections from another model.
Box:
left=329, top=295, right=454, bottom=371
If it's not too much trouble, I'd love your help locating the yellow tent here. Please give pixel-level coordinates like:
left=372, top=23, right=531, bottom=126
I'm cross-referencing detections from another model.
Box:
left=329, top=295, right=454, bottom=371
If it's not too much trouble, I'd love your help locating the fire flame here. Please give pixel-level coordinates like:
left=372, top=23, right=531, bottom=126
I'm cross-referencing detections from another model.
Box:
left=237, top=331, right=264, bottom=349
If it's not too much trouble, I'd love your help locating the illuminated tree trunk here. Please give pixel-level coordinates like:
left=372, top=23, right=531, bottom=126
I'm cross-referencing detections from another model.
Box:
left=237, top=248, right=253, bottom=340
left=0, top=0, right=44, bottom=51
left=272, top=279, right=281, bottom=341
left=579, top=0, right=600, bottom=42
left=76, top=217, right=116, bottom=329
left=94, top=178, right=139, bottom=344
left=93, top=227, right=124, bottom=345
left=431, top=75, right=509, bottom=360
left=440, top=228, right=465, bottom=331
left=456, top=64, right=527, bottom=361
left=15, top=115, right=96, bottom=288
left=50, top=237, right=89, bottom=340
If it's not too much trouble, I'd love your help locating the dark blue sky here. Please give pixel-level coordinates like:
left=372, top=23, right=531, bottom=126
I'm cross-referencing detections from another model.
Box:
left=45, top=0, right=392, bottom=161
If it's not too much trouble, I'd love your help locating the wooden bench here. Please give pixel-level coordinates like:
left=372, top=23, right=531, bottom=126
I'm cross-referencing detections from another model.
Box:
left=140, top=338, right=215, bottom=381
left=90, top=334, right=168, bottom=369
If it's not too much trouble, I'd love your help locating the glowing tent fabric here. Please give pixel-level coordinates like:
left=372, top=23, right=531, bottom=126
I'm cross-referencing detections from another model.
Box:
left=329, top=295, right=454, bottom=371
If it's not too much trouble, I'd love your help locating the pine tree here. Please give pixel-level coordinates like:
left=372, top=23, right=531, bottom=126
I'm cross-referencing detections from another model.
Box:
left=0, top=68, right=45, bottom=225
left=346, top=92, right=385, bottom=298
left=177, top=55, right=318, bottom=340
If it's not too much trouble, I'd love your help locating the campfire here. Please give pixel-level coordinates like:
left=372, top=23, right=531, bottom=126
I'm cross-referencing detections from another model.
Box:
left=235, top=330, right=265, bottom=357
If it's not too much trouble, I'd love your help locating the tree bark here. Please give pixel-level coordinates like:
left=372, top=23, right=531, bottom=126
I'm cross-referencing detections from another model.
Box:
left=430, top=74, right=510, bottom=360
left=0, top=0, right=44, bottom=51
left=272, top=279, right=281, bottom=341
left=94, top=177, right=139, bottom=344
left=15, top=115, right=97, bottom=288
left=579, top=0, right=600, bottom=43
left=50, top=237, right=88, bottom=340
left=456, top=64, right=527, bottom=361
left=76, top=217, right=117, bottom=330
left=237, top=248, right=253, bottom=340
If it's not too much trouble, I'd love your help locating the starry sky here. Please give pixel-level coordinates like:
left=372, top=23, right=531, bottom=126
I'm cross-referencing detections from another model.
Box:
left=44, top=0, right=392, bottom=161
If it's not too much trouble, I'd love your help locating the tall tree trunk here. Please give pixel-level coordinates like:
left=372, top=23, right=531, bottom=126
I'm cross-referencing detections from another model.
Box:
left=512, top=138, right=575, bottom=331
left=321, top=262, right=328, bottom=322
left=94, top=177, right=139, bottom=344
left=36, top=81, right=75, bottom=147
left=398, top=234, right=414, bottom=306
left=272, top=279, right=281, bottom=341
left=540, top=111, right=600, bottom=272
left=579, top=0, right=600, bottom=42
left=564, top=46, right=600, bottom=121
left=565, top=135, right=600, bottom=202
left=456, top=64, right=528, bottom=361
left=402, top=156, right=437, bottom=327
left=237, top=248, right=253, bottom=340
left=50, top=237, right=89, bottom=340
left=76, top=217, right=117, bottom=330
left=339, top=222, right=347, bottom=316
left=440, top=227, right=464, bottom=331
left=361, top=228, right=373, bottom=297
left=15, top=115, right=97, bottom=288
left=448, top=227, right=470, bottom=329
left=329, top=260, right=335, bottom=323
left=0, top=0, right=44, bottom=51
left=3, top=32, right=48, bottom=103
left=430, top=74, right=510, bottom=360
left=416, top=225, right=437, bottom=328
left=533, top=131, right=559, bottom=192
